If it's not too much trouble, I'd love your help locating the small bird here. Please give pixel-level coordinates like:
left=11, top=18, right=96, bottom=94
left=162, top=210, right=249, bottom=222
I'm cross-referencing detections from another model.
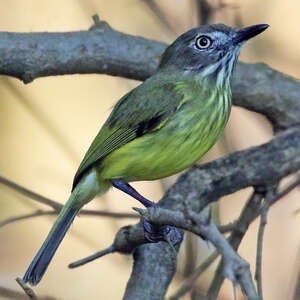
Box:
left=23, top=23, right=268, bottom=285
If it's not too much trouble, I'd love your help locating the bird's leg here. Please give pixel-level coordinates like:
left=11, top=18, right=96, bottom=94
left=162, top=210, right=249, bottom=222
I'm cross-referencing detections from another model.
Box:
left=112, top=180, right=156, bottom=208
left=112, top=180, right=182, bottom=245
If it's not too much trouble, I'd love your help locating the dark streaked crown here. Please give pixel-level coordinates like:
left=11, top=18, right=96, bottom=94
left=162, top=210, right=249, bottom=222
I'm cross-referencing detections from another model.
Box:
left=159, top=24, right=236, bottom=71
left=158, top=23, right=268, bottom=76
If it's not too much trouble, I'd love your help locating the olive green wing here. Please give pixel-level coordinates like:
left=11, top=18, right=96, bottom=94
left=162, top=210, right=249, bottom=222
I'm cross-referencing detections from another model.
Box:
left=72, top=80, right=184, bottom=190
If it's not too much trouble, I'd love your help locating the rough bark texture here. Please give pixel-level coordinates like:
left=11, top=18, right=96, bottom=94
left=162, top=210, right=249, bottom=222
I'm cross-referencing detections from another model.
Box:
left=124, top=243, right=178, bottom=300
left=0, top=22, right=164, bottom=83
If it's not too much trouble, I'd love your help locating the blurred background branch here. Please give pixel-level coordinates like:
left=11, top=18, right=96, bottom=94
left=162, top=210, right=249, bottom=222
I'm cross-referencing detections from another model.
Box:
left=0, top=175, right=137, bottom=229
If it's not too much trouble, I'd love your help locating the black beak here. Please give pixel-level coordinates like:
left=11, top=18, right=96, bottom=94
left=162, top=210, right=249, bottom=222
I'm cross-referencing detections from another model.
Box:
left=233, top=24, right=269, bottom=44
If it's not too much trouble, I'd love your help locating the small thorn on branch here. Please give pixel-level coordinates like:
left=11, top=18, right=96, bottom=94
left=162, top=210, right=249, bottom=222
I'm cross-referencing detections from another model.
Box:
left=16, top=277, right=37, bottom=299
left=132, top=206, right=146, bottom=217
left=92, top=14, right=101, bottom=25
left=90, top=14, right=111, bottom=31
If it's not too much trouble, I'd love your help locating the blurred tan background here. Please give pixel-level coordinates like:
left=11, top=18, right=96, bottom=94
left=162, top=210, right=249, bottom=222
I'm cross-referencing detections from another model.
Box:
left=1, top=0, right=300, bottom=299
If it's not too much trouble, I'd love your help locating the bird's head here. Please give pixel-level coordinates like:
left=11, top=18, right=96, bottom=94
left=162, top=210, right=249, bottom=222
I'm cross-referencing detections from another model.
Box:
left=159, top=23, right=269, bottom=86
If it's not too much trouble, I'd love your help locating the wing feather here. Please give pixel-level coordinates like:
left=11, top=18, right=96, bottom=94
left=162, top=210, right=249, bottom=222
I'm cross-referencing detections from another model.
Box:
left=72, top=78, right=184, bottom=190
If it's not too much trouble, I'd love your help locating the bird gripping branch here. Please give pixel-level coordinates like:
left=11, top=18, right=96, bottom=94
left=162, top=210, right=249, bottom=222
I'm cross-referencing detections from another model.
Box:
left=23, top=23, right=269, bottom=285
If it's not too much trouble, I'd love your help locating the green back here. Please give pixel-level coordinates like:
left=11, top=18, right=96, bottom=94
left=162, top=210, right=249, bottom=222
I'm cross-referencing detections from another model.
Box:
left=72, top=74, right=185, bottom=190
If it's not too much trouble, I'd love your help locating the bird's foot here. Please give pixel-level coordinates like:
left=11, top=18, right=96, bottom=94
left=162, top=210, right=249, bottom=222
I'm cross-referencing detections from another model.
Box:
left=112, top=180, right=183, bottom=246
left=142, top=219, right=183, bottom=245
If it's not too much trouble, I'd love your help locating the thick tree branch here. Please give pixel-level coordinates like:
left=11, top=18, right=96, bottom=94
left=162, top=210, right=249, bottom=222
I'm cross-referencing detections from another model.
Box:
left=123, top=242, right=179, bottom=300
left=119, top=127, right=300, bottom=299
left=0, top=16, right=299, bottom=129
left=0, top=18, right=164, bottom=83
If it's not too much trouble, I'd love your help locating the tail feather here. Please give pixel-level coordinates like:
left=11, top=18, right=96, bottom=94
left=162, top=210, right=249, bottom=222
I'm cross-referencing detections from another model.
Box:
left=23, top=170, right=108, bottom=285
left=23, top=205, right=80, bottom=285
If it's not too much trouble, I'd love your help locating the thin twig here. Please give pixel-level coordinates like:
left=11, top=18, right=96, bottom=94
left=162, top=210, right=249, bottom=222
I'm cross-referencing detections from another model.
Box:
left=293, top=245, right=300, bottom=300
left=79, top=209, right=137, bottom=219
left=218, top=222, right=237, bottom=233
left=195, top=0, right=214, bottom=25
left=255, top=208, right=268, bottom=299
left=0, top=175, right=61, bottom=210
left=267, top=176, right=300, bottom=208
left=207, top=178, right=299, bottom=299
left=254, top=185, right=277, bottom=299
left=0, top=175, right=138, bottom=226
left=69, top=223, right=148, bottom=269
left=141, top=0, right=176, bottom=35
left=0, top=210, right=56, bottom=228
left=69, top=245, right=115, bottom=268
left=5, top=79, right=79, bottom=164
left=16, top=278, right=37, bottom=299
left=0, top=209, right=137, bottom=229
left=207, top=190, right=264, bottom=299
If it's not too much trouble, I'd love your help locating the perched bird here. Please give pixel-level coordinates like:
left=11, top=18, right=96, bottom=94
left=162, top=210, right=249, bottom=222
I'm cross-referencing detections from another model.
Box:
left=23, top=23, right=268, bottom=285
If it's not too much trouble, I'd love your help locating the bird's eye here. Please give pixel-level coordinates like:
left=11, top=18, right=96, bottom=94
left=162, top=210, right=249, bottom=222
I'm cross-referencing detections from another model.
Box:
left=195, top=36, right=212, bottom=49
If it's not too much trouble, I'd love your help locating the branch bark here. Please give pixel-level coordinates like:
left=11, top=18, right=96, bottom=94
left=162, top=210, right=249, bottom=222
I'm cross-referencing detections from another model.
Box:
left=123, top=243, right=178, bottom=300
left=0, top=20, right=164, bottom=83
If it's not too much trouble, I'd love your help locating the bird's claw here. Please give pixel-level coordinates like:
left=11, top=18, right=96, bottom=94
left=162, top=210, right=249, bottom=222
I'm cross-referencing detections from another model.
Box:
left=142, top=219, right=183, bottom=245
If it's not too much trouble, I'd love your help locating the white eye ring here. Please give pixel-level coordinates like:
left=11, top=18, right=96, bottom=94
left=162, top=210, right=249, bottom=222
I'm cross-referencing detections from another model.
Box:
left=195, top=36, right=212, bottom=49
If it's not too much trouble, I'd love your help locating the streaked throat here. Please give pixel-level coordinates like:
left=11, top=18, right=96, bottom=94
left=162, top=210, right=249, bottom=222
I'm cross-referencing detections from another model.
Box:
left=200, top=48, right=241, bottom=90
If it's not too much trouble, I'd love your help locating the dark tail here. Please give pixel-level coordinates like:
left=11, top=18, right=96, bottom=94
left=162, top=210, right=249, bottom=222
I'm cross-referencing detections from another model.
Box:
left=23, top=204, right=80, bottom=285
